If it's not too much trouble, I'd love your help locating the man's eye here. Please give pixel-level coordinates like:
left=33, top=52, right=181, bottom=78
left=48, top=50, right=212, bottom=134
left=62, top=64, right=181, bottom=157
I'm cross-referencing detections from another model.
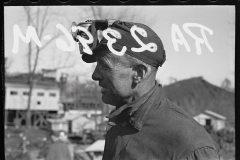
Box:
left=98, top=64, right=109, bottom=70
left=101, top=65, right=109, bottom=70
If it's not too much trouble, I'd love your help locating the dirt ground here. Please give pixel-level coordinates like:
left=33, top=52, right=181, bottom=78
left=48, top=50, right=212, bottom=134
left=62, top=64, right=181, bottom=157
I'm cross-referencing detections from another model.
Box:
left=5, top=126, right=50, bottom=160
left=5, top=126, right=235, bottom=160
left=4, top=126, right=98, bottom=160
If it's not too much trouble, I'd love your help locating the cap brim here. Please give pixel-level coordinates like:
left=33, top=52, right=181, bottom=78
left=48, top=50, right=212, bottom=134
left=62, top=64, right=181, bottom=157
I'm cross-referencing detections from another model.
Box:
left=82, top=54, right=96, bottom=63
left=82, top=44, right=110, bottom=63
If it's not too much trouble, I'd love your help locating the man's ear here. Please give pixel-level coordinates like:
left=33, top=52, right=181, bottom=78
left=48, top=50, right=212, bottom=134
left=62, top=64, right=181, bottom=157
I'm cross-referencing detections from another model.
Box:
left=133, top=64, right=148, bottom=84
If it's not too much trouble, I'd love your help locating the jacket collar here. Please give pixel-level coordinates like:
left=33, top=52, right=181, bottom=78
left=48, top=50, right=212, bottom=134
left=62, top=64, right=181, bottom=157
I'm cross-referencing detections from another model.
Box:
left=106, top=82, right=164, bottom=130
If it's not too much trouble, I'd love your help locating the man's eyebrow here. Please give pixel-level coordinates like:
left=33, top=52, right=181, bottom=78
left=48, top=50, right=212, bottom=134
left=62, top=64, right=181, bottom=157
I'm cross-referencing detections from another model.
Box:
left=95, top=56, right=103, bottom=63
left=96, top=57, right=109, bottom=66
left=96, top=56, right=104, bottom=63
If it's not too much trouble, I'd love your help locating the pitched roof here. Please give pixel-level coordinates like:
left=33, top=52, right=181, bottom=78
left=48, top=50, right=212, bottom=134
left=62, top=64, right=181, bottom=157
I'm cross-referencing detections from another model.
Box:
left=63, top=111, right=87, bottom=121
left=193, top=110, right=226, bottom=120
left=47, top=110, right=98, bottom=123
left=85, top=139, right=105, bottom=152
left=193, top=113, right=212, bottom=119
left=5, top=73, right=59, bottom=88
left=205, top=110, right=226, bottom=120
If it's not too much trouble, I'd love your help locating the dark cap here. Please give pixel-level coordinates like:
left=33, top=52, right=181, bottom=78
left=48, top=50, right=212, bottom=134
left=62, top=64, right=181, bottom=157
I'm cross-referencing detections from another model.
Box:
left=82, top=20, right=166, bottom=67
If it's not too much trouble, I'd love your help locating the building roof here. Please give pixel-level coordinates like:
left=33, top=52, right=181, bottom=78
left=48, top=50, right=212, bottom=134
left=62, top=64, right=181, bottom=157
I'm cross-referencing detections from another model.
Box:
left=5, top=73, right=59, bottom=88
left=193, top=113, right=212, bottom=119
left=193, top=110, right=226, bottom=120
left=85, top=140, right=105, bottom=152
left=205, top=110, right=226, bottom=120
left=47, top=111, right=92, bottom=123
left=47, top=118, right=68, bottom=123
left=63, top=111, right=87, bottom=121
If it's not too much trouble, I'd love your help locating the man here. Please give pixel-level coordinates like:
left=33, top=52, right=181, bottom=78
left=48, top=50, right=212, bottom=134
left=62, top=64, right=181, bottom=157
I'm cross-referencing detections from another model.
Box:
left=46, top=131, right=71, bottom=160
left=59, top=131, right=74, bottom=160
left=73, top=20, right=219, bottom=160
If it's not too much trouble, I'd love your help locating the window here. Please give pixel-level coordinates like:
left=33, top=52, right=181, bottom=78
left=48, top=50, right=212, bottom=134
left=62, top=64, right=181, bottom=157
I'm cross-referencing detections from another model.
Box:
left=59, top=123, right=63, bottom=130
left=206, top=119, right=212, bottom=126
left=37, top=92, right=44, bottom=96
left=37, top=101, right=41, bottom=105
left=10, top=91, right=17, bottom=95
left=23, top=92, right=29, bottom=96
left=49, top=93, right=56, bottom=97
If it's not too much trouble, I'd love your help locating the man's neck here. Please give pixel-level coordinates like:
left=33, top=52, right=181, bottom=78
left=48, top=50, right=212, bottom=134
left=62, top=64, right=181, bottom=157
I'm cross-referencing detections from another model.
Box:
left=116, top=80, right=156, bottom=109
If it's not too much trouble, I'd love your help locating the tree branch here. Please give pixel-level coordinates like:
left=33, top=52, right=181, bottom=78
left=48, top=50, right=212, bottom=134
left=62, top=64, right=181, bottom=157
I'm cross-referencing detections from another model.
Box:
left=40, top=33, right=62, bottom=51
left=36, top=7, right=40, bottom=36
left=90, top=6, right=99, bottom=20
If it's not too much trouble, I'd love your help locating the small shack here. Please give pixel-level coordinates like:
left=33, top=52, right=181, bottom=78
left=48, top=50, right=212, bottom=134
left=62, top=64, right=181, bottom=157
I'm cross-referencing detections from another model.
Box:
left=47, top=111, right=96, bottom=135
left=193, top=110, right=226, bottom=131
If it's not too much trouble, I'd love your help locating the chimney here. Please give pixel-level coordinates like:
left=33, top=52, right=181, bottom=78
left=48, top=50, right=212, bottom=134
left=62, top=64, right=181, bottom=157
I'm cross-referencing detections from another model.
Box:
left=60, top=73, right=68, bottom=83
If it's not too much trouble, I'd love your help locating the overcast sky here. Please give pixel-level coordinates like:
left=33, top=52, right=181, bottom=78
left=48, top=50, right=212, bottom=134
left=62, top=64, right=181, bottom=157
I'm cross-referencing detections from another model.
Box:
left=4, top=6, right=235, bottom=88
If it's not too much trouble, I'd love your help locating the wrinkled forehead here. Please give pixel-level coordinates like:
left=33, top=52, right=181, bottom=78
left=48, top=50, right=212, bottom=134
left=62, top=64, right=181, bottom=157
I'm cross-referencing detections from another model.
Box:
left=95, top=48, right=127, bottom=66
left=95, top=53, right=120, bottom=69
left=94, top=46, right=111, bottom=61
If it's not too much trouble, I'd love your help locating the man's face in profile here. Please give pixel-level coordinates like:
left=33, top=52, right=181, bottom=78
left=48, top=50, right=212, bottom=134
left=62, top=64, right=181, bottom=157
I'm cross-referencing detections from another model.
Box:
left=92, top=52, right=134, bottom=107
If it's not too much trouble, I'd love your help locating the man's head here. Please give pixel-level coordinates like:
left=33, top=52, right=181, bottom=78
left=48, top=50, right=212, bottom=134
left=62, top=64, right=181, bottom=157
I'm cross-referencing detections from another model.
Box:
left=50, top=131, right=60, bottom=142
left=75, top=20, right=166, bottom=107
left=92, top=50, right=158, bottom=107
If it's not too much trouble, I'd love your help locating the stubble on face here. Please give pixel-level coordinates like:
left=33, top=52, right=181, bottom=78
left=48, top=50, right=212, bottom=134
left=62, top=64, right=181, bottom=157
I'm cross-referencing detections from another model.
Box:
left=95, top=54, right=135, bottom=107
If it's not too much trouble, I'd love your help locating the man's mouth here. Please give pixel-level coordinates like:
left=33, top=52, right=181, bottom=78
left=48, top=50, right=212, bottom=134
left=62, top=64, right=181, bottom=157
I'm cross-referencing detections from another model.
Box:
left=101, top=87, right=108, bottom=93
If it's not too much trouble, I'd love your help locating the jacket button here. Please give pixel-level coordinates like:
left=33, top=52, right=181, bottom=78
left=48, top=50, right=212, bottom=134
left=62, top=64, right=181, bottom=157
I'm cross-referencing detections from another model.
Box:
left=121, top=122, right=127, bottom=127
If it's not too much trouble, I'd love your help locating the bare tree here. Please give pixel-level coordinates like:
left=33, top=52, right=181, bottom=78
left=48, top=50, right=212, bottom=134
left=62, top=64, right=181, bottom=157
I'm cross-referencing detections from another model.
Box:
left=5, top=57, right=12, bottom=76
left=46, top=45, right=78, bottom=71
left=88, top=6, right=147, bottom=22
left=22, top=6, right=75, bottom=127
left=221, top=78, right=232, bottom=92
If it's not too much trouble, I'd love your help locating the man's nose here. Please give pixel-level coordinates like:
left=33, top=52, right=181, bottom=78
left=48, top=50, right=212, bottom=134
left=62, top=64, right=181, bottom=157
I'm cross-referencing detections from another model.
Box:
left=92, top=66, right=102, bottom=81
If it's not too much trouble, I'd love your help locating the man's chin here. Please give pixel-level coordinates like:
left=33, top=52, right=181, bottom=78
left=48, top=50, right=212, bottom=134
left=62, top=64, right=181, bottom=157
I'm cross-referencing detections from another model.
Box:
left=101, top=94, right=111, bottom=104
left=101, top=93, right=116, bottom=106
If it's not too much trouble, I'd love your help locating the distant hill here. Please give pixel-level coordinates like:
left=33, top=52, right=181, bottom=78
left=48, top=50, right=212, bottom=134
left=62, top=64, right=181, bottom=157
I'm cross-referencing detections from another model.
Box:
left=162, top=77, right=235, bottom=125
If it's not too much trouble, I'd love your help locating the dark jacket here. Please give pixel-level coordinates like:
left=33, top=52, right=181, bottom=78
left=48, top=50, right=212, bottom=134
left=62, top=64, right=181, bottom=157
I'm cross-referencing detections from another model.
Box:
left=103, top=83, right=219, bottom=160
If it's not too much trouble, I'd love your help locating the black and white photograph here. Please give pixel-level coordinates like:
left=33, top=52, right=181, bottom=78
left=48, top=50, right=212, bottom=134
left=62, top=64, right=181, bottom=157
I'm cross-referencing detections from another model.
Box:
left=4, top=5, right=235, bottom=160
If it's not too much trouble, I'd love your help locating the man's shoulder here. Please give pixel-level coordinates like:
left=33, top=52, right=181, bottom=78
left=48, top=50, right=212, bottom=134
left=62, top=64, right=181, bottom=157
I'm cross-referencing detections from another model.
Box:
left=146, top=98, right=216, bottom=147
left=151, top=97, right=199, bottom=125
left=162, top=98, right=198, bottom=122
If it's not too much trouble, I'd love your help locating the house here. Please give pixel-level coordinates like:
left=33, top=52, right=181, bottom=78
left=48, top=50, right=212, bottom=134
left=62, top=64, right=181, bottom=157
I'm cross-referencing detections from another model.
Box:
left=193, top=110, right=226, bottom=131
left=5, top=70, right=61, bottom=127
left=47, top=111, right=96, bottom=135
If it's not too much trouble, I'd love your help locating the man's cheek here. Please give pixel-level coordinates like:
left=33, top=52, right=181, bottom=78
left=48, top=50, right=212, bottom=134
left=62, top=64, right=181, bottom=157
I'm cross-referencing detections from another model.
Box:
left=118, top=72, right=130, bottom=79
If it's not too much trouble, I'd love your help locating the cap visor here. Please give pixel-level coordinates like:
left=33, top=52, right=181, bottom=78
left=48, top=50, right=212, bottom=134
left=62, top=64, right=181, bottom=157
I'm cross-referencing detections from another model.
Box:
left=82, top=44, right=110, bottom=63
left=82, top=54, right=96, bottom=63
